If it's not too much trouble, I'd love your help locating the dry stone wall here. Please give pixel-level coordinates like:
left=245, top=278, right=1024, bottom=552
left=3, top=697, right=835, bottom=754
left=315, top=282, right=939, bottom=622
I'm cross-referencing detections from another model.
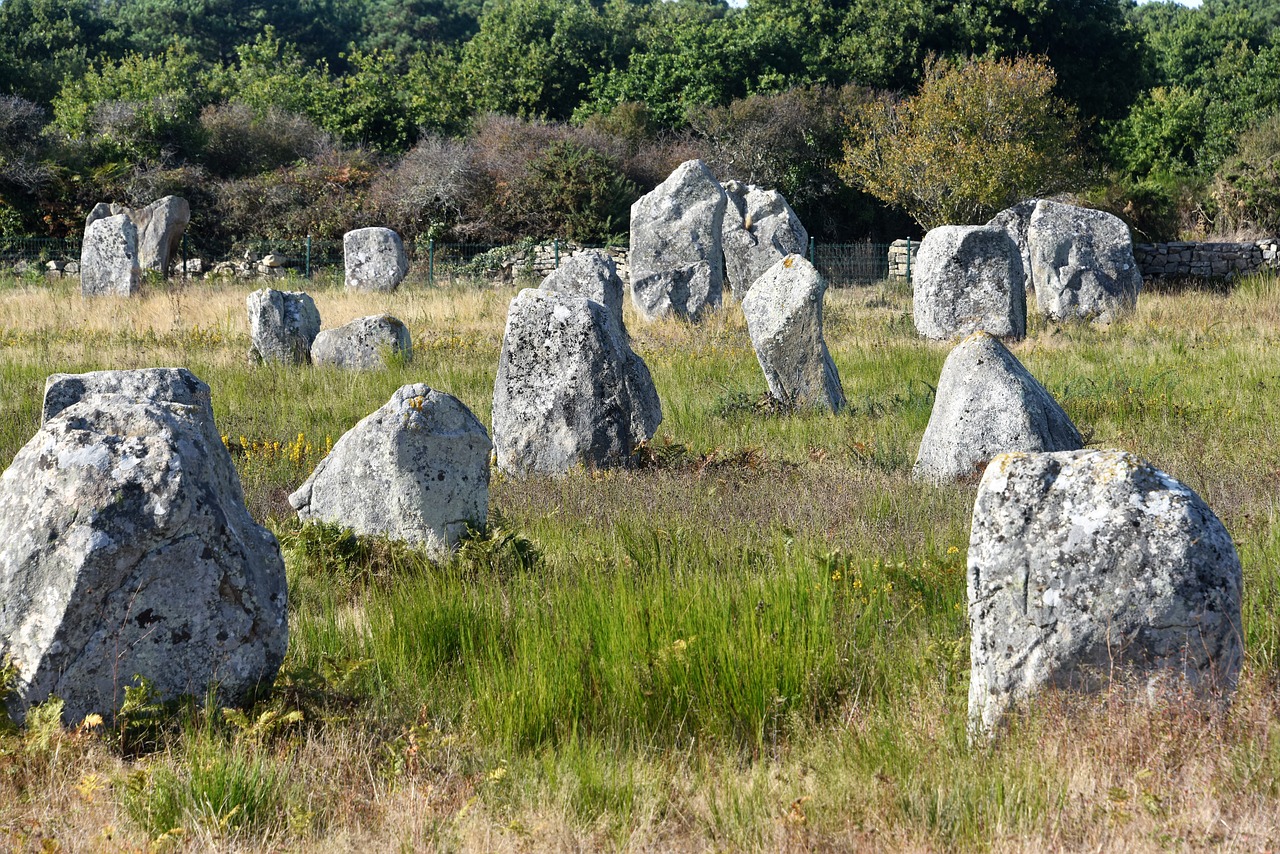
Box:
left=1133, top=239, right=1280, bottom=281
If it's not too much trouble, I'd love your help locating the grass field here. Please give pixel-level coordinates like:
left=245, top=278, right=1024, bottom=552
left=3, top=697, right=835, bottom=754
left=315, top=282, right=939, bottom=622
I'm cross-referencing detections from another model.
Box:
left=2, top=269, right=1280, bottom=851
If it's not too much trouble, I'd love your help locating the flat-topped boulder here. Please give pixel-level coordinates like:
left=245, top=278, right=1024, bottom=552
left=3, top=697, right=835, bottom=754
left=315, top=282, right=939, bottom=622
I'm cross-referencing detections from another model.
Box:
left=913, top=333, right=1081, bottom=483
left=344, top=227, right=408, bottom=292
left=311, top=314, right=412, bottom=370
left=913, top=225, right=1026, bottom=341
left=289, top=384, right=491, bottom=558
left=722, top=181, right=808, bottom=298
left=247, top=289, right=321, bottom=365
left=741, top=255, right=844, bottom=411
left=1027, top=200, right=1141, bottom=324
left=968, top=449, right=1243, bottom=739
left=629, top=159, right=726, bottom=321
left=80, top=214, right=140, bottom=297
left=43, top=367, right=213, bottom=424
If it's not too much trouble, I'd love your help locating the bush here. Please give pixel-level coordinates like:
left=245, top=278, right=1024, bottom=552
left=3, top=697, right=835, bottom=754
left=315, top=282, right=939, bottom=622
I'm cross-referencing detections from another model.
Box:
left=1213, top=111, right=1280, bottom=237
left=200, top=103, right=333, bottom=179
left=364, top=134, right=474, bottom=242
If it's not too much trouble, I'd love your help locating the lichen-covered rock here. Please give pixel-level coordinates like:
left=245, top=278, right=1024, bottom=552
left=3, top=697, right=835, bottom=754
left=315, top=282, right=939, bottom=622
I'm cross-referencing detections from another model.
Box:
left=86, top=196, right=190, bottom=276
left=986, top=199, right=1038, bottom=297
left=493, top=288, right=660, bottom=476
left=722, top=181, right=808, bottom=298
left=43, top=367, right=213, bottom=424
left=344, top=227, right=408, bottom=292
left=80, top=214, right=140, bottom=297
left=912, top=333, right=1081, bottom=483
left=539, top=251, right=662, bottom=440
left=914, top=225, right=1026, bottom=341
left=247, top=289, right=321, bottom=364
left=968, top=449, right=1243, bottom=739
left=629, top=159, right=726, bottom=321
left=1027, top=200, right=1141, bottom=324
left=289, top=385, right=491, bottom=557
left=311, top=314, right=412, bottom=370
left=0, top=387, right=287, bottom=724
left=741, top=255, right=844, bottom=411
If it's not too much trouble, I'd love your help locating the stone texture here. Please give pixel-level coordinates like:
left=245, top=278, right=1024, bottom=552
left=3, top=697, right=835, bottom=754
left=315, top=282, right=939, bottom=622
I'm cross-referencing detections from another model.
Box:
left=493, top=288, right=662, bottom=476
left=741, top=255, right=844, bottom=411
left=344, top=227, right=408, bottom=292
left=629, top=159, right=726, bottom=321
left=311, top=314, right=412, bottom=370
left=86, top=196, right=190, bottom=276
left=914, top=225, right=1026, bottom=341
left=0, top=382, right=287, bottom=724
left=968, top=449, right=1243, bottom=738
left=986, top=199, right=1039, bottom=296
left=247, top=289, right=321, bottom=365
left=80, top=214, right=140, bottom=297
left=1027, top=200, right=1142, bottom=324
left=913, top=333, right=1081, bottom=483
left=43, top=367, right=213, bottom=425
left=539, top=251, right=662, bottom=440
left=721, top=181, right=808, bottom=298
left=289, top=385, right=491, bottom=557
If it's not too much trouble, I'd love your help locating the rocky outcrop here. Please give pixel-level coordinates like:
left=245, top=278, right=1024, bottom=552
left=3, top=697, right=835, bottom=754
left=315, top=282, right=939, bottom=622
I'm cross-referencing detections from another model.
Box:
left=344, top=227, right=408, bottom=292
left=721, top=181, right=808, bottom=298
left=247, top=289, right=321, bottom=365
left=311, top=314, right=412, bottom=370
left=913, top=225, right=1026, bottom=341
left=80, top=214, right=141, bottom=297
left=1027, top=200, right=1141, bottom=324
left=289, top=385, right=491, bottom=558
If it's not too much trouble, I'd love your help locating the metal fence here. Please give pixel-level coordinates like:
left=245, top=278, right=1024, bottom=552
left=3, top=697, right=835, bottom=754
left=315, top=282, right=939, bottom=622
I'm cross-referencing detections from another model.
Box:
left=0, top=236, right=81, bottom=265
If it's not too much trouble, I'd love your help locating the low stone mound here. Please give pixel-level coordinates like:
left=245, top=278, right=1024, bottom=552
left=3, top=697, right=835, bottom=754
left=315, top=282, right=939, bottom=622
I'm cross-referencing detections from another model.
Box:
left=311, top=314, right=412, bottom=370
left=741, top=255, right=844, bottom=411
left=968, top=449, right=1243, bottom=739
left=912, top=333, right=1081, bottom=483
left=344, top=227, right=408, bottom=292
left=722, top=181, right=808, bottom=298
left=1027, top=200, right=1141, bottom=324
left=0, top=381, right=287, bottom=724
left=43, top=367, right=213, bottom=424
left=289, top=384, right=491, bottom=557
left=913, top=225, right=1026, bottom=341
left=80, top=214, right=140, bottom=297
left=247, top=289, right=321, bottom=365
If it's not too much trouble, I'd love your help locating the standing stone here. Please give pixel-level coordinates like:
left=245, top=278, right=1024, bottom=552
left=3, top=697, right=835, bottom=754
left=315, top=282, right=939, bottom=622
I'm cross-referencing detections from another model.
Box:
left=1027, top=200, right=1142, bottom=324
left=968, top=449, right=1243, bottom=739
left=344, top=227, right=409, bottom=292
left=289, top=385, right=491, bottom=558
left=311, top=314, right=412, bottom=370
left=0, top=381, right=288, bottom=724
left=722, top=181, right=809, bottom=298
left=86, top=196, right=190, bottom=276
left=629, top=159, right=726, bottom=321
left=986, top=199, right=1038, bottom=297
left=43, top=367, right=213, bottom=425
left=539, top=251, right=662, bottom=440
left=913, top=225, right=1026, bottom=341
left=247, top=289, right=322, bottom=365
left=493, top=288, right=661, bottom=476
left=912, top=333, right=1082, bottom=483
left=80, top=214, right=140, bottom=297
left=741, top=255, right=844, bottom=411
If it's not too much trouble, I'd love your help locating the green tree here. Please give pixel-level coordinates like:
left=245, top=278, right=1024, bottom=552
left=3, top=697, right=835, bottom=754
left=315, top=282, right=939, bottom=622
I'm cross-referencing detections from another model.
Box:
left=840, top=55, right=1085, bottom=229
left=0, top=0, right=114, bottom=105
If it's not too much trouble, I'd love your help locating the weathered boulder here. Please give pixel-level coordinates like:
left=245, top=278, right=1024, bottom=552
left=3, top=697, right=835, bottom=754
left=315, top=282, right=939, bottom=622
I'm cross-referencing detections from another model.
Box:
left=1027, top=200, right=1141, bottom=324
left=741, top=255, right=844, bottom=411
left=86, top=196, right=190, bottom=276
left=722, top=181, right=808, bottom=298
left=80, top=214, right=140, bottom=297
left=629, top=159, right=726, bottom=321
left=344, top=227, right=408, bottom=292
left=913, top=333, right=1081, bottom=483
left=0, top=383, right=288, bottom=724
left=968, top=449, right=1243, bottom=738
left=289, top=385, right=491, bottom=557
left=247, top=289, right=321, bottom=365
left=43, top=367, right=213, bottom=425
left=311, top=314, right=412, bottom=370
left=914, top=225, right=1027, bottom=341
left=986, top=199, right=1038, bottom=297
left=493, top=288, right=661, bottom=476
left=539, top=251, right=662, bottom=440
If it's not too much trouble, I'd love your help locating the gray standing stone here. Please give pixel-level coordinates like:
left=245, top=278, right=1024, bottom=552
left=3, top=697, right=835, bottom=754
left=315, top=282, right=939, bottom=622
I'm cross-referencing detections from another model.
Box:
left=344, top=227, right=409, bottom=292
left=43, top=367, right=214, bottom=425
left=247, top=289, right=321, bottom=365
left=722, top=181, right=809, bottom=298
left=539, top=251, right=662, bottom=440
left=311, top=314, right=412, bottom=370
left=80, top=214, right=140, bottom=297
left=913, top=333, right=1081, bottom=483
left=968, top=449, right=1243, bottom=739
left=86, top=196, right=190, bottom=276
left=914, top=225, right=1026, bottom=341
left=0, top=385, right=287, bottom=724
left=1027, top=200, right=1142, bottom=324
left=629, top=159, right=726, bottom=321
left=289, top=384, right=491, bottom=558
left=741, top=255, right=844, bottom=411
left=493, top=288, right=660, bottom=476
left=986, top=199, right=1039, bottom=297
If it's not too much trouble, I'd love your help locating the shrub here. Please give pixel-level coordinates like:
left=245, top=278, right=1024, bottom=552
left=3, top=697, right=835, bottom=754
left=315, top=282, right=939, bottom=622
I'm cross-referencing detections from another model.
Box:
left=1213, top=111, right=1280, bottom=237
left=199, top=103, right=333, bottom=179
left=364, top=134, right=474, bottom=242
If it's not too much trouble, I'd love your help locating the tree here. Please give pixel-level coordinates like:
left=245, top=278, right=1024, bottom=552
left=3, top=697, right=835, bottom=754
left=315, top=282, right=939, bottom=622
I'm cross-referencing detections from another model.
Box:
left=840, top=55, right=1085, bottom=229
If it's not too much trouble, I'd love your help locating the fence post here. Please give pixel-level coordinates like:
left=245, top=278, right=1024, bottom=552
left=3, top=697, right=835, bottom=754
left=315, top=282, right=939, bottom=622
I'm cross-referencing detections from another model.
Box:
left=305, top=234, right=312, bottom=280
left=905, top=237, right=912, bottom=283
left=554, top=239, right=560, bottom=269
left=808, top=236, right=815, bottom=264
left=428, top=239, right=435, bottom=286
